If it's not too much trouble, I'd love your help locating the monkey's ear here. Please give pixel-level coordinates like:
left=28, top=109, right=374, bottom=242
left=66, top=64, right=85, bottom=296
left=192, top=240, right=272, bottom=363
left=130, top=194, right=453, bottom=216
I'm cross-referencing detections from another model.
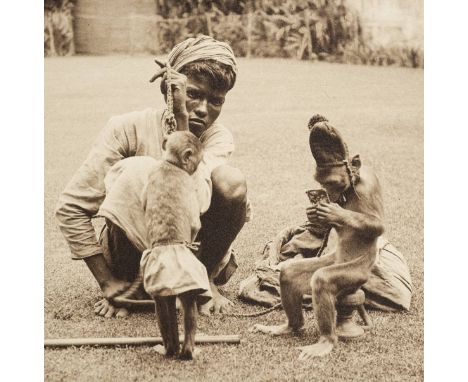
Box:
left=182, top=148, right=193, bottom=164
left=351, top=154, right=361, bottom=169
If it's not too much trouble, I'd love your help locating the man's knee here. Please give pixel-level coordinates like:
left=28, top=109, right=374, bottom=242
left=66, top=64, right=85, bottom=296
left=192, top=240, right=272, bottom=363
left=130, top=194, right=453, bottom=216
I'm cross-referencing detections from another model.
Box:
left=211, top=165, right=247, bottom=205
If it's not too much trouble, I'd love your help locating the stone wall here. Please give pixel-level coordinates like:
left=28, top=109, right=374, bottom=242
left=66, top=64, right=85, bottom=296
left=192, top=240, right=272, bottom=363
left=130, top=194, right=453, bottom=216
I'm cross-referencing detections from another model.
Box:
left=72, top=0, right=424, bottom=55
left=73, top=0, right=158, bottom=54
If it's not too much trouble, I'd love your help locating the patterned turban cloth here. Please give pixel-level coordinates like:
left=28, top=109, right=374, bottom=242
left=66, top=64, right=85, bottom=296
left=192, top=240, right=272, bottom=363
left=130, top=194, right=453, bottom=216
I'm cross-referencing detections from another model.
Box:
left=166, top=35, right=237, bottom=74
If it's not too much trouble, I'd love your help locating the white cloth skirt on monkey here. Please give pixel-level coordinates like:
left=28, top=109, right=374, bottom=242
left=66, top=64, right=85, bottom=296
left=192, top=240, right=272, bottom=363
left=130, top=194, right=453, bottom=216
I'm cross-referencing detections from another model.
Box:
left=140, top=244, right=212, bottom=305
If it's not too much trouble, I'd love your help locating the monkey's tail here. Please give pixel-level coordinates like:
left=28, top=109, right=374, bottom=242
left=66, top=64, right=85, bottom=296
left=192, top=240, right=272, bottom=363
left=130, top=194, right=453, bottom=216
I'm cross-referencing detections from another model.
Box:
left=113, top=271, right=155, bottom=308
left=357, top=305, right=373, bottom=330
left=224, top=303, right=283, bottom=318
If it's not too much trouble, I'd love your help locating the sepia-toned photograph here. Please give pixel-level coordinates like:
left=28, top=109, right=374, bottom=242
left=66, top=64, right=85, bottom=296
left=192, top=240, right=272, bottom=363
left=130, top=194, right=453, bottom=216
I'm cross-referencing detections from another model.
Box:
left=44, top=0, right=423, bottom=380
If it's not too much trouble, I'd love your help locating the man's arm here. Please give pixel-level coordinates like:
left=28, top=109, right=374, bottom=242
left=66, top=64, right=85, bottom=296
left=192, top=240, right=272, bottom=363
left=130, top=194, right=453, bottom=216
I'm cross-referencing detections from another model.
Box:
left=84, top=254, right=131, bottom=299
left=193, top=124, right=235, bottom=214
left=55, top=115, right=135, bottom=259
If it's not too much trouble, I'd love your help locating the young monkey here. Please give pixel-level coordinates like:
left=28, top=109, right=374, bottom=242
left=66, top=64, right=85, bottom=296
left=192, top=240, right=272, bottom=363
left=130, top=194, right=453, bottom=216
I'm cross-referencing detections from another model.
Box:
left=251, top=115, right=384, bottom=360
left=141, top=130, right=211, bottom=360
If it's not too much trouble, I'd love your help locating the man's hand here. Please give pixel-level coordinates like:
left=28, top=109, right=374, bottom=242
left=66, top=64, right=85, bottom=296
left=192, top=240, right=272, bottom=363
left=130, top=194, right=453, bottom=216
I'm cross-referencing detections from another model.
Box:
left=94, top=298, right=129, bottom=319
left=84, top=254, right=131, bottom=318
left=152, top=60, right=189, bottom=131
left=163, top=70, right=188, bottom=113
left=315, top=202, right=349, bottom=227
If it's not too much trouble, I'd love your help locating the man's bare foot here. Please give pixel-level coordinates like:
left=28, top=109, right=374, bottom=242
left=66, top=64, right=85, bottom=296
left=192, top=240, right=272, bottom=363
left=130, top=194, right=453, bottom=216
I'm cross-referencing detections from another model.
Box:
left=199, top=300, right=214, bottom=316
left=199, top=284, right=233, bottom=315
left=153, top=344, right=167, bottom=356
left=94, top=298, right=129, bottom=318
left=297, top=337, right=335, bottom=360
left=250, top=322, right=302, bottom=336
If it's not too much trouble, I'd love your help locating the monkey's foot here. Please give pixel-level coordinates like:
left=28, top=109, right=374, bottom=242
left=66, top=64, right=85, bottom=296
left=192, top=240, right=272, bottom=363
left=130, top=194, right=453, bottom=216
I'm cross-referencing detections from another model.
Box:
left=179, top=347, right=201, bottom=360
left=153, top=344, right=179, bottom=358
left=297, top=338, right=335, bottom=360
left=249, top=323, right=302, bottom=336
left=94, top=298, right=129, bottom=319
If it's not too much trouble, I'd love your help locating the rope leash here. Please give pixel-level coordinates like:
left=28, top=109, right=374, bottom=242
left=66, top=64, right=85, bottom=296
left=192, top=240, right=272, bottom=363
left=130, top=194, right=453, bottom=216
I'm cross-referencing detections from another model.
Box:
left=317, top=159, right=361, bottom=200
left=149, top=59, right=177, bottom=135
left=316, top=228, right=331, bottom=258
left=225, top=302, right=315, bottom=318
left=163, top=62, right=177, bottom=135
left=224, top=303, right=283, bottom=318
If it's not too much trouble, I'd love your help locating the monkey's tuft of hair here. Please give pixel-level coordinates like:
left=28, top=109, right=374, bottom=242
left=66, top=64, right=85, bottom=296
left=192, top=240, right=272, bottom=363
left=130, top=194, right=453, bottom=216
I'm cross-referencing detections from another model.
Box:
left=309, top=118, right=349, bottom=166
left=308, top=114, right=329, bottom=130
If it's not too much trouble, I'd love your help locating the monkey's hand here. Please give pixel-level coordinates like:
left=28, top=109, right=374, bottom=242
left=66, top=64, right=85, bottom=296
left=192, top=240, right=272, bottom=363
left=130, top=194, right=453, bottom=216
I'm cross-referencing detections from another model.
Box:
left=316, top=202, right=347, bottom=227
left=306, top=205, right=320, bottom=224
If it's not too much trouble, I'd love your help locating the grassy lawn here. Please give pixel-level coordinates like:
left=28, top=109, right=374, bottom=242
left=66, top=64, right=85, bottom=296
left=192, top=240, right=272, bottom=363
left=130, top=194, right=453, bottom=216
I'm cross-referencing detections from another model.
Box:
left=45, top=56, right=423, bottom=381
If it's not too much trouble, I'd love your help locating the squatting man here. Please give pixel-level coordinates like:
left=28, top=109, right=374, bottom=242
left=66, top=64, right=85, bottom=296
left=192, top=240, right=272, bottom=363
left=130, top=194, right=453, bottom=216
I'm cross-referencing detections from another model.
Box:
left=56, top=35, right=251, bottom=318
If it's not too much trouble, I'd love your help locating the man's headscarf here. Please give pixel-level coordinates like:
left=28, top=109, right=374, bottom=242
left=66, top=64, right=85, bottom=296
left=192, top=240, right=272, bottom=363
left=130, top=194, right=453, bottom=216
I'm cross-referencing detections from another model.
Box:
left=166, top=35, right=237, bottom=74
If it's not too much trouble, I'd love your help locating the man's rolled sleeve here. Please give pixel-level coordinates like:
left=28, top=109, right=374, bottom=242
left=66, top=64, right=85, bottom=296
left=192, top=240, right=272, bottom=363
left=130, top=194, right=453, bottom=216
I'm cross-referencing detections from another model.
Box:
left=201, top=126, right=234, bottom=172
left=55, top=116, right=134, bottom=259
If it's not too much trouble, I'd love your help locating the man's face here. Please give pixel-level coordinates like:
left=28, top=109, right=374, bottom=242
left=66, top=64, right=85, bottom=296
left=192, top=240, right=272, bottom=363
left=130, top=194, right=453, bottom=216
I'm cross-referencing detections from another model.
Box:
left=185, top=75, right=228, bottom=138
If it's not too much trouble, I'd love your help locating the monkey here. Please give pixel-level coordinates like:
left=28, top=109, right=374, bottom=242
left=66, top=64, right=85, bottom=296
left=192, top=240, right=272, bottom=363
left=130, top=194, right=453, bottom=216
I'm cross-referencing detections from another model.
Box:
left=251, top=115, right=384, bottom=360
left=141, top=130, right=209, bottom=360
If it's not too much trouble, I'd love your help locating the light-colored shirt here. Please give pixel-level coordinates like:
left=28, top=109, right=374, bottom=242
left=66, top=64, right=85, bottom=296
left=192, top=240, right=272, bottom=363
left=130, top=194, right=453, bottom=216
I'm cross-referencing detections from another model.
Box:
left=98, top=156, right=205, bottom=253
left=56, top=108, right=234, bottom=260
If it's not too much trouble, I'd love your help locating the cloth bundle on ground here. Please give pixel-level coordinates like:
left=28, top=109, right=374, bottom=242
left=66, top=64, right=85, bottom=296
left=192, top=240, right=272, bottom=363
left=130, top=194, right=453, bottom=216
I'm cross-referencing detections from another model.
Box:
left=238, top=225, right=413, bottom=312
left=140, top=243, right=212, bottom=304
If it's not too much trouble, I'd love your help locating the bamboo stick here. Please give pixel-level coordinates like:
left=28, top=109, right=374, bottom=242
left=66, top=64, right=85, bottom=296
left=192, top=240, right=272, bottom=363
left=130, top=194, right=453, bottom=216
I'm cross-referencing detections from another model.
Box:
left=44, top=335, right=240, bottom=348
left=247, top=13, right=253, bottom=58
left=206, top=12, right=213, bottom=37
left=304, top=9, right=313, bottom=59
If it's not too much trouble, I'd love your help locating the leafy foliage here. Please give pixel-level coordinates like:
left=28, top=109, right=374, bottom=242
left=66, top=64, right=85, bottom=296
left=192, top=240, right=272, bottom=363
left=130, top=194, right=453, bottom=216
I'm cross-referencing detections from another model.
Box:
left=44, top=0, right=423, bottom=68
left=44, top=0, right=75, bottom=57
left=210, top=12, right=250, bottom=57
left=149, top=0, right=422, bottom=67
